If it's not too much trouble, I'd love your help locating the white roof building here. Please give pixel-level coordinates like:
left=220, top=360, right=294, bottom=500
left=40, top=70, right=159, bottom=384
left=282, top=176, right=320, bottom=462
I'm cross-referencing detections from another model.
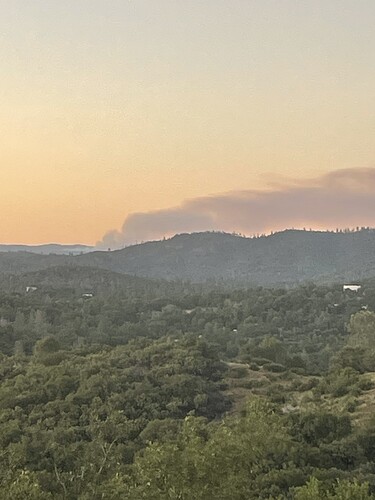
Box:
left=343, top=285, right=361, bottom=292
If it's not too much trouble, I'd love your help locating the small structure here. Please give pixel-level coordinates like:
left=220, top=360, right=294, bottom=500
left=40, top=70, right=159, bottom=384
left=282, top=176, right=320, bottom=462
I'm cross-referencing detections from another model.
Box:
left=82, top=293, right=94, bottom=298
left=26, top=286, right=38, bottom=293
left=343, top=284, right=361, bottom=292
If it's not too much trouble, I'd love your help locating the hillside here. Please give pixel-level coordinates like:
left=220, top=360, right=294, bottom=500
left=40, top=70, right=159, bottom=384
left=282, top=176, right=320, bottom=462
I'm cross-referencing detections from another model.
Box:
left=1, top=229, right=375, bottom=285
left=0, top=251, right=68, bottom=275
left=1, top=277, right=375, bottom=497
left=77, top=229, right=375, bottom=284
left=0, top=265, right=155, bottom=293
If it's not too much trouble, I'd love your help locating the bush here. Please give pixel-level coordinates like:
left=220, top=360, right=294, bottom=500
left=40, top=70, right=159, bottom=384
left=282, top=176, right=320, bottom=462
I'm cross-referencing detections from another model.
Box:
left=317, top=368, right=362, bottom=397
left=249, top=362, right=260, bottom=371
left=290, top=367, right=307, bottom=376
left=344, top=398, right=357, bottom=413
left=265, top=362, right=286, bottom=373
left=266, top=384, right=286, bottom=403
left=292, top=377, right=319, bottom=392
left=230, top=378, right=265, bottom=389
left=228, top=366, right=248, bottom=379
left=251, top=357, right=272, bottom=366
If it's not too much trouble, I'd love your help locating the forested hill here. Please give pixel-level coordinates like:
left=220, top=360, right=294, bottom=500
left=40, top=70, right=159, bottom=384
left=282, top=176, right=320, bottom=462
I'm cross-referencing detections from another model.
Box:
left=0, top=266, right=168, bottom=296
left=1, top=229, right=375, bottom=285
left=77, top=229, right=375, bottom=284
left=2, top=277, right=375, bottom=497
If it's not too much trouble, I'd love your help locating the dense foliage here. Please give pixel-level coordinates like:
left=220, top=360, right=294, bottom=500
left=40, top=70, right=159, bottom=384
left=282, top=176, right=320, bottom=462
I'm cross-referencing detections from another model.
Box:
left=1, top=274, right=375, bottom=498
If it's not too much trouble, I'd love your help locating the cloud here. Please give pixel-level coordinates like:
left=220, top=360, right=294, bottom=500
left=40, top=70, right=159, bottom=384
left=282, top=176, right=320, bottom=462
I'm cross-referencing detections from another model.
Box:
left=97, top=167, right=375, bottom=248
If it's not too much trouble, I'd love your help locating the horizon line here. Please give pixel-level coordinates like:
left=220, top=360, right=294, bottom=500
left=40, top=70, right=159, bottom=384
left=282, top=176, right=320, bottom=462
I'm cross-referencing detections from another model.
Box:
left=2, top=226, right=375, bottom=249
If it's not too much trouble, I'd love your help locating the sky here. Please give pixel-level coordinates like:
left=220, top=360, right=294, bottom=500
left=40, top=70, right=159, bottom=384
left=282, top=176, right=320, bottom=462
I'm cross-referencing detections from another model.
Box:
left=1, top=1, right=374, bottom=245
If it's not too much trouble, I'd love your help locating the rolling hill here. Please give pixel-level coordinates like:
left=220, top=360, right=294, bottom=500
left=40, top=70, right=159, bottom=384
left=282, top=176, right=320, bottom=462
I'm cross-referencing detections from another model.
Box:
left=1, top=229, right=375, bottom=285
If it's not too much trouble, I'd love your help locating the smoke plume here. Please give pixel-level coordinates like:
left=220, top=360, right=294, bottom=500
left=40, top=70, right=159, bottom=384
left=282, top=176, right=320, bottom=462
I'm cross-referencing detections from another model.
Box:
left=98, top=167, right=375, bottom=248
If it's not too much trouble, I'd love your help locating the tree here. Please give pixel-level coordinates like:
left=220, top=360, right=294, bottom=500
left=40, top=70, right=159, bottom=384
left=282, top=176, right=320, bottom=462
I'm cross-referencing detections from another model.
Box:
left=1, top=471, right=52, bottom=500
left=125, top=398, right=294, bottom=499
left=294, top=477, right=374, bottom=500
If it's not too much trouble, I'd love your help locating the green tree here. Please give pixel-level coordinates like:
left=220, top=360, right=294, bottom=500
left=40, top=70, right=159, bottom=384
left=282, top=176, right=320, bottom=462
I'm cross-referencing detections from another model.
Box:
left=2, top=471, right=52, bottom=500
left=294, top=477, right=374, bottom=500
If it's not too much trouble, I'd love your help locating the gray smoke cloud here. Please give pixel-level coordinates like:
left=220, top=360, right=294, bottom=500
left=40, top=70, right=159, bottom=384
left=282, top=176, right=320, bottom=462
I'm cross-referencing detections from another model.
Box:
left=97, top=167, right=375, bottom=248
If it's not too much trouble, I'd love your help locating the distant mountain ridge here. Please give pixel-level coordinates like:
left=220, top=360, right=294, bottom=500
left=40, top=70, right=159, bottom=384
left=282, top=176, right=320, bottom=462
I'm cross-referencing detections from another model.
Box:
left=1, top=229, right=375, bottom=285
left=0, top=244, right=93, bottom=255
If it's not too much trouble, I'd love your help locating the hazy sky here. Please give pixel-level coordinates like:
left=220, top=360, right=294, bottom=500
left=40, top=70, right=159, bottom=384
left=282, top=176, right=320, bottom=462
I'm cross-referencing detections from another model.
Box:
left=1, top=1, right=374, bottom=244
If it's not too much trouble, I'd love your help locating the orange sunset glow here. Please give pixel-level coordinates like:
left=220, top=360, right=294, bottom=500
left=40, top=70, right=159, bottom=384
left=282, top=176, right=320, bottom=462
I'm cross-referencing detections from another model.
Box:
left=1, top=1, right=375, bottom=245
